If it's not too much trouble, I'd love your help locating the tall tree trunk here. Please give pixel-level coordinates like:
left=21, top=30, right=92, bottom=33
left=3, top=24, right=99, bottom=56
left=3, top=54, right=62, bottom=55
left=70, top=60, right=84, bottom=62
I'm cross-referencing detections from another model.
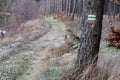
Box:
left=70, top=0, right=77, bottom=20
left=69, top=0, right=105, bottom=79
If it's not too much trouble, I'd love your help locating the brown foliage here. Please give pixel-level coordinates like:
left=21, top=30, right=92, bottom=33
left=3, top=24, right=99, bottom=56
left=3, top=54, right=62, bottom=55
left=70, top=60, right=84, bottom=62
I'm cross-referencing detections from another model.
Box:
left=57, top=11, right=69, bottom=22
left=114, top=1, right=120, bottom=5
left=105, top=23, right=120, bottom=47
left=115, top=17, right=120, bottom=22
left=6, top=24, right=20, bottom=39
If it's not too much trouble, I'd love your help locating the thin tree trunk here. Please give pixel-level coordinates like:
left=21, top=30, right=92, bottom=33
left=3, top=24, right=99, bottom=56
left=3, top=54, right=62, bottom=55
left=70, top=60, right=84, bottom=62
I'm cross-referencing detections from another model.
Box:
left=70, top=0, right=77, bottom=20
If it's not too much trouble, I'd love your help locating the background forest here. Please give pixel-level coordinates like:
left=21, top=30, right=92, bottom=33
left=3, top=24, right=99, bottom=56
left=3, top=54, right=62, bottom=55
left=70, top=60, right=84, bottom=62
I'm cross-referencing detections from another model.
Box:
left=0, top=0, right=120, bottom=80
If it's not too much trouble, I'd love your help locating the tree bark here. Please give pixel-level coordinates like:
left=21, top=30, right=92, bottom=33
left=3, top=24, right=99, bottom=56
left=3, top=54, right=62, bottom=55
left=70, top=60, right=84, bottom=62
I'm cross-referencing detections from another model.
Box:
left=77, top=0, right=105, bottom=72
left=69, top=0, right=105, bottom=79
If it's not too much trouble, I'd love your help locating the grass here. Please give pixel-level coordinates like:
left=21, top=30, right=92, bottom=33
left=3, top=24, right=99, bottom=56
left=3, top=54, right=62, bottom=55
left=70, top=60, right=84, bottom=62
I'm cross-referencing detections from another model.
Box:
left=44, top=56, right=75, bottom=80
left=0, top=46, right=34, bottom=80
left=48, top=39, right=77, bottom=58
left=0, top=48, right=21, bottom=62
left=0, top=55, right=31, bottom=80
left=79, top=65, right=108, bottom=80
left=100, top=41, right=120, bottom=55
left=42, top=41, right=77, bottom=80
left=66, top=21, right=80, bottom=28
left=44, top=69, right=60, bottom=80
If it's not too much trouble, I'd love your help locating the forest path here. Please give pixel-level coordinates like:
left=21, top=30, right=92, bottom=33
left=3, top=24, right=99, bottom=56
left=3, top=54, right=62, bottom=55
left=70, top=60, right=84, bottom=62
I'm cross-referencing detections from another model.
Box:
left=0, top=17, right=76, bottom=80
left=18, top=17, right=67, bottom=80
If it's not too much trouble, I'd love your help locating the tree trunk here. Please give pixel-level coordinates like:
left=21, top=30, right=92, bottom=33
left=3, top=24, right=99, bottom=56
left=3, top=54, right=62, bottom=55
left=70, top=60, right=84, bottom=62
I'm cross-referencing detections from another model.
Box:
left=70, top=0, right=77, bottom=20
left=69, top=0, right=105, bottom=79
left=77, top=0, right=105, bottom=74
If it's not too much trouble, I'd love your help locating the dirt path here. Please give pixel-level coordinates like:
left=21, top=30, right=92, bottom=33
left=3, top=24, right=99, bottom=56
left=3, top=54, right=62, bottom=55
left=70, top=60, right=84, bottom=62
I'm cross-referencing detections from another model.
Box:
left=18, top=17, right=67, bottom=80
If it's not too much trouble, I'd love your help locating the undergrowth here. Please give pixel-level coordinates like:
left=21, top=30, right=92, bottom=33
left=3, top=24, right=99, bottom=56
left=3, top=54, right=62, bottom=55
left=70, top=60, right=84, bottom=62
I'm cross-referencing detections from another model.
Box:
left=42, top=40, right=77, bottom=80
left=0, top=54, right=32, bottom=80
left=0, top=45, right=34, bottom=80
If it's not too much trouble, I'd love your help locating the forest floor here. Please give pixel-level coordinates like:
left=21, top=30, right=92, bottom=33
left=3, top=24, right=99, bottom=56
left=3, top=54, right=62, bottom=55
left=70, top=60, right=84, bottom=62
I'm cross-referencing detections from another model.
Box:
left=0, top=16, right=120, bottom=80
left=0, top=17, right=77, bottom=80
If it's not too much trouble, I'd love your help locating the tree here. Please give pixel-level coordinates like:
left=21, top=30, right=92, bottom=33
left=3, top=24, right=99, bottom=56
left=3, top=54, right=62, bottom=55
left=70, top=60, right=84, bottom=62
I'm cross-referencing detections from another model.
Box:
left=0, top=0, right=12, bottom=27
left=70, top=0, right=105, bottom=79
left=70, top=0, right=77, bottom=20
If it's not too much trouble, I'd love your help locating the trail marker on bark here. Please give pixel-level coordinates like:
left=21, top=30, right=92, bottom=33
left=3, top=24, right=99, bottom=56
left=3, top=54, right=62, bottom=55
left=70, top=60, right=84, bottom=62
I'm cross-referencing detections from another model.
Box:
left=88, top=15, right=96, bottom=23
left=88, top=15, right=96, bottom=20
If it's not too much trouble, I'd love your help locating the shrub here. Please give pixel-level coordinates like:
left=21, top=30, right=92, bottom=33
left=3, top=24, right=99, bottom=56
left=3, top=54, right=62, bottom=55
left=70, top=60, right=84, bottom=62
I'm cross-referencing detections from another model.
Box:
left=114, top=1, right=120, bottom=5
left=105, top=23, right=120, bottom=47
left=115, top=17, right=120, bottom=22
left=57, top=11, right=69, bottom=22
